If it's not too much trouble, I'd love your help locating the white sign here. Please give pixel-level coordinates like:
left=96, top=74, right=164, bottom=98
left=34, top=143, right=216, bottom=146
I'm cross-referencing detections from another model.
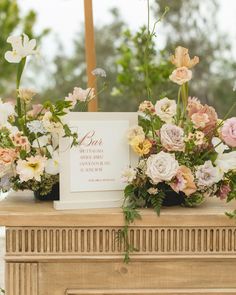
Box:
left=54, top=112, right=137, bottom=210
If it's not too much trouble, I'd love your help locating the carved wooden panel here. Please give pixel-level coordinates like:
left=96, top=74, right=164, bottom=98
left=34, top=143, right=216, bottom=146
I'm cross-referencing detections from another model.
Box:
left=5, top=226, right=236, bottom=257
left=5, top=262, right=38, bottom=295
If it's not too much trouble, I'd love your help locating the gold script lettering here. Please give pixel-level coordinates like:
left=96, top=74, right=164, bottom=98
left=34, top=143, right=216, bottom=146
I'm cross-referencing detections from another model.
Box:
left=79, top=130, right=103, bottom=146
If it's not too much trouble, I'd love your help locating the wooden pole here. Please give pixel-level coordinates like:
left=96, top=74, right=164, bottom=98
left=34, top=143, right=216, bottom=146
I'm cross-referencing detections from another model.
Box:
left=84, top=0, right=98, bottom=112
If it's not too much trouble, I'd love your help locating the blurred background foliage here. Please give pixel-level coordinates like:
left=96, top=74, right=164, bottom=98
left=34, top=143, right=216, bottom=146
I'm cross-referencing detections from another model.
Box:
left=0, top=0, right=235, bottom=116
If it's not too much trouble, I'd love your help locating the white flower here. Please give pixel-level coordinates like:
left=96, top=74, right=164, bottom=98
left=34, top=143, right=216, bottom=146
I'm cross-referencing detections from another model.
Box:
left=212, top=137, right=229, bottom=154
left=5, top=34, right=37, bottom=63
left=215, top=151, right=236, bottom=173
left=121, top=167, right=136, bottom=183
left=65, top=87, right=95, bottom=109
left=146, top=151, right=179, bottom=183
left=0, top=99, right=16, bottom=126
left=196, top=161, right=221, bottom=187
left=147, top=187, right=158, bottom=195
left=126, top=125, right=145, bottom=142
left=155, top=97, right=177, bottom=123
left=45, top=151, right=59, bottom=175
left=27, top=120, right=46, bottom=134
left=18, top=88, right=37, bottom=104
left=42, top=112, right=65, bottom=136
left=92, top=68, right=106, bottom=78
left=160, top=123, right=185, bottom=152
left=32, top=135, right=50, bottom=148
left=16, top=155, right=46, bottom=182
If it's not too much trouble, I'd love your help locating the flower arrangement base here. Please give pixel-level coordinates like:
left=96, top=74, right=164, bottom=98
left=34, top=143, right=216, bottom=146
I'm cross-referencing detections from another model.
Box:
left=34, top=183, right=59, bottom=201
left=162, top=191, right=185, bottom=207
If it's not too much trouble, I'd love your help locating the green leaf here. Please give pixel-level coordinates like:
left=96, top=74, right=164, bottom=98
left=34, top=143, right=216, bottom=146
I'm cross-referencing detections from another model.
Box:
left=20, top=150, right=27, bottom=160
left=124, top=184, right=134, bottom=197
left=150, top=191, right=165, bottom=216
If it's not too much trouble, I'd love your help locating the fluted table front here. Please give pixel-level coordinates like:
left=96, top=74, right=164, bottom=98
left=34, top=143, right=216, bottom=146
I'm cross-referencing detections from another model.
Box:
left=0, top=195, right=236, bottom=295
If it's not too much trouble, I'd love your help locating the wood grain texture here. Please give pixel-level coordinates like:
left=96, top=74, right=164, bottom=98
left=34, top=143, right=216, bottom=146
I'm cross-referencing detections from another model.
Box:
left=0, top=196, right=235, bottom=227
left=38, top=260, right=236, bottom=294
left=5, top=263, right=38, bottom=295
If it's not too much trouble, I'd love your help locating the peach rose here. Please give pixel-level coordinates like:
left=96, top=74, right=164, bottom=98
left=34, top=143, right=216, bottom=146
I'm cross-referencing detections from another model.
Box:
left=170, top=46, right=199, bottom=69
left=169, top=67, right=192, bottom=85
left=187, top=98, right=218, bottom=134
left=221, top=117, right=236, bottom=147
left=0, top=148, right=18, bottom=164
left=170, top=166, right=197, bottom=196
left=138, top=101, right=155, bottom=113
left=191, top=112, right=209, bottom=129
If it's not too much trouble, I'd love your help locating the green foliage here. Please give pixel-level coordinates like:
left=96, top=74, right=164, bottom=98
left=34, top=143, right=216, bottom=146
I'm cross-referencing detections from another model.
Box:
left=0, top=287, right=5, bottom=294
left=119, top=204, right=141, bottom=263
left=114, top=26, right=173, bottom=109
left=225, top=210, right=236, bottom=219
left=12, top=174, right=59, bottom=196
left=184, top=193, right=205, bottom=208
left=150, top=191, right=165, bottom=216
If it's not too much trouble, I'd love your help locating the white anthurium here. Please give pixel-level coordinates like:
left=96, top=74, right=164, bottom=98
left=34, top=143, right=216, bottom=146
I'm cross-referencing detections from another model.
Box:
left=215, top=151, right=236, bottom=173
left=0, top=99, right=16, bottom=126
left=5, top=34, right=37, bottom=63
left=32, top=135, right=50, bottom=148
left=212, top=137, right=229, bottom=154
left=45, top=151, right=60, bottom=175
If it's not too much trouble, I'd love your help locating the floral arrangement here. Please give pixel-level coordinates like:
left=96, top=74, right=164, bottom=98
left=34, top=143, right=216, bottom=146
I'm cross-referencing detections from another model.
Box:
left=0, top=34, right=105, bottom=197
left=121, top=46, right=236, bottom=261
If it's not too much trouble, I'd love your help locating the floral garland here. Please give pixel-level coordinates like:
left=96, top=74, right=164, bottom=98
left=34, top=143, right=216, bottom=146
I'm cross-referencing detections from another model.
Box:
left=0, top=34, right=105, bottom=196
left=121, top=46, right=236, bottom=262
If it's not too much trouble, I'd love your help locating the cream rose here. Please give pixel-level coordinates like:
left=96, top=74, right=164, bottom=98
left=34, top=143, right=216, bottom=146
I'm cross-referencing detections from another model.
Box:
left=155, top=97, right=177, bottom=123
left=160, top=124, right=185, bottom=152
left=146, top=151, right=179, bottom=183
left=127, top=125, right=145, bottom=142
left=169, top=67, right=192, bottom=85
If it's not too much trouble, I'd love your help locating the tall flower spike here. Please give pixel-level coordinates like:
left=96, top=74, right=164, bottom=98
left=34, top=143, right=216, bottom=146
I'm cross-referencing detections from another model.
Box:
left=170, top=46, right=199, bottom=69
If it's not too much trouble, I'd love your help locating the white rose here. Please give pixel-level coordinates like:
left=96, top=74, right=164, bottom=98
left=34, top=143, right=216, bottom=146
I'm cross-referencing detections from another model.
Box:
left=146, top=151, right=179, bottom=183
left=155, top=97, right=177, bottom=123
left=215, top=151, right=236, bottom=173
left=121, top=167, right=137, bottom=183
left=196, top=160, right=222, bottom=187
left=160, top=123, right=185, bottom=152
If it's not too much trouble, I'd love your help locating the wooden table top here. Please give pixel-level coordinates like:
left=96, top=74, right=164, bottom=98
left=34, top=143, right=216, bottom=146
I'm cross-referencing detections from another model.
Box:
left=0, top=193, right=235, bottom=227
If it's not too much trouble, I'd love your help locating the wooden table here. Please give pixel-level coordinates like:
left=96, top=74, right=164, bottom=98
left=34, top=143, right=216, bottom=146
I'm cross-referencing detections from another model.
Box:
left=0, top=195, right=236, bottom=295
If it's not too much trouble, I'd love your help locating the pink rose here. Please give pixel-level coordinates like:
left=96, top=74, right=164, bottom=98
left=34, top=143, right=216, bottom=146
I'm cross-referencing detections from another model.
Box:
left=221, top=117, right=236, bottom=147
left=169, top=67, right=192, bottom=85
left=216, top=183, right=231, bottom=200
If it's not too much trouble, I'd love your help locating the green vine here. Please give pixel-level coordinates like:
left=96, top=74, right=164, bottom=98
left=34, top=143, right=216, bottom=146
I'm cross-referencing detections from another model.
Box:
left=225, top=210, right=236, bottom=219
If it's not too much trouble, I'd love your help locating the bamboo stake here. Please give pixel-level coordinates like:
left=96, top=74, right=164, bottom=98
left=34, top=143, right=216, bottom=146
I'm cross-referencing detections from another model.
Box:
left=84, top=0, right=98, bottom=112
